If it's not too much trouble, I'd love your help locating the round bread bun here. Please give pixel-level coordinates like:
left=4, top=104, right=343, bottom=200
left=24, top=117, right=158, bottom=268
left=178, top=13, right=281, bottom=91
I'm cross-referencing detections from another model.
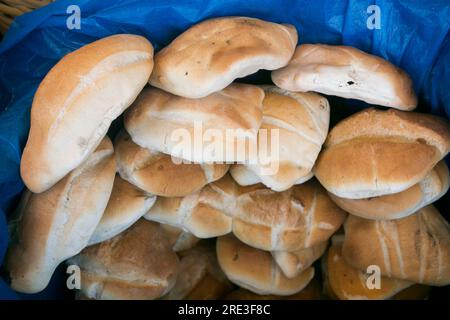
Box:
left=272, top=241, right=328, bottom=279
left=162, top=242, right=233, bottom=300
left=216, top=234, right=314, bottom=296
left=115, top=130, right=229, bottom=197
left=67, top=219, right=179, bottom=300
left=21, top=34, right=153, bottom=193
left=88, top=175, right=157, bottom=246
left=124, top=84, right=264, bottom=163
left=314, top=108, right=450, bottom=199
left=323, top=238, right=413, bottom=300
left=7, top=137, right=116, bottom=293
left=229, top=86, right=329, bottom=192
left=329, top=161, right=450, bottom=220
left=232, top=179, right=347, bottom=251
left=272, top=44, right=417, bottom=110
left=150, top=17, right=297, bottom=98
left=342, top=205, right=450, bottom=286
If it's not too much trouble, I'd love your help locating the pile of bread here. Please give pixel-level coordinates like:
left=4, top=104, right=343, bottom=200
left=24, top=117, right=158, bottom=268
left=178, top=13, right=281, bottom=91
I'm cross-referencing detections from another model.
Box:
left=4, top=16, right=450, bottom=300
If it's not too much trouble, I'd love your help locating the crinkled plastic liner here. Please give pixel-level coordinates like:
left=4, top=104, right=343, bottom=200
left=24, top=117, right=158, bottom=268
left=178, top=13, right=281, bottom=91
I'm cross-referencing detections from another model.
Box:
left=0, top=0, right=449, bottom=299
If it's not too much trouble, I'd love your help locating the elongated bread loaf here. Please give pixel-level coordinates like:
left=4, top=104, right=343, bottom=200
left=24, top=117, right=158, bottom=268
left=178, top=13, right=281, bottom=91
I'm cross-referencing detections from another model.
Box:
left=7, top=137, right=116, bottom=293
left=272, top=44, right=417, bottom=110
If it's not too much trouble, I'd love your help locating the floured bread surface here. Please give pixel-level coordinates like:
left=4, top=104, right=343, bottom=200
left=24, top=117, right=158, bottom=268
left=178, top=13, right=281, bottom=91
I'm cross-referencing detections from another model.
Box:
left=150, top=17, right=297, bottom=98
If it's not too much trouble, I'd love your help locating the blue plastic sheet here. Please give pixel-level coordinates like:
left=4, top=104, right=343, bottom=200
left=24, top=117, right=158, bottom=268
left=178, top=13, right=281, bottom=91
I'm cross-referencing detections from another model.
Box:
left=0, top=0, right=449, bottom=299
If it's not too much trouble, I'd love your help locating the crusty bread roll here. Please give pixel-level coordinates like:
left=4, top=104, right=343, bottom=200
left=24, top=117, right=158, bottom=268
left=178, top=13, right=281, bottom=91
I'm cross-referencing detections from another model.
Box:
left=143, top=176, right=238, bottom=238
left=124, top=84, right=264, bottom=163
left=21, top=35, right=153, bottom=193
left=342, top=205, right=450, bottom=286
left=6, top=137, right=116, bottom=293
left=315, top=108, right=450, bottom=199
left=68, top=219, right=179, bottom=300
left=150, top=17, right=297, bottom=98
left=163, top=242, right=233, bottom=300
left=323, top=238, right=413, bottom=300
left=160, top=224, right=200, bottom=252
left=232, top=179, right=347, bottom=251
left=329, top=161, right=450, bottom=220
left=272, top=44, right=417, bottom=110
left=115, top=130, right=229, bottom=197
left=217, top=234, right=314, bottom=296
left=88, top=175, right=157, bottom=246
left=272, top=241, right=328, bottom=279
left=224, top=277, right=321, bottom=300
left=229, top=86, right=329, bottom=191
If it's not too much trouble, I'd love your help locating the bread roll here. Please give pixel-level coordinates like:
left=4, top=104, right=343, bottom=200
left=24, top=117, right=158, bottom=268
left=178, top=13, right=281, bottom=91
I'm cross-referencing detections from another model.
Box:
left=217, top=234, right=314, bottom=295
left=224, top=277, right=321, bottom=300
left=232, top=179, right=347, bottom=251
left=21, top=35, right=153, bottom=193
left=150, top=17, right=297, bottom=98
left=272, top=241, right=328, bottom=279
left=323, top=239, right=413, bottom=300
left=342, top=205, right=450, bottom=286
left=329, top=161, right=450, bottom=220
left=144, top=174, right=265, bottom=238
left=88, top=175, right=157, bottom=246
left=115, top=130, right=229, bottom=197
left=315, top=108, right=450, bottom=199
left=229, top=86, right=329, bottom=191
left=68, top=219, right=179, bottom=300
left=391, top=284, right=431, bottom=300
left=160, top=224, right=200, bottom=252
left=272, top=44, right=417, bottom=110
left=6, top=137, right=116, bottom=293
left=163, top=242, right=232, bottom=300
left=124, top=84, right=264, bottom=163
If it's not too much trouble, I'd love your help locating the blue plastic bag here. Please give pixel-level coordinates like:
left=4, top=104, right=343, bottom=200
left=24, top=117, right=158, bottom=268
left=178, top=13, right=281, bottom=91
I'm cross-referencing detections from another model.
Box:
left=1, top=0, right=449, bottom=299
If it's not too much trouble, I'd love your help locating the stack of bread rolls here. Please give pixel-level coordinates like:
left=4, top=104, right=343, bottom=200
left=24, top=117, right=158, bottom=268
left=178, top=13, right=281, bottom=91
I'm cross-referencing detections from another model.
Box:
left=5, top=16, right=449, bottom=300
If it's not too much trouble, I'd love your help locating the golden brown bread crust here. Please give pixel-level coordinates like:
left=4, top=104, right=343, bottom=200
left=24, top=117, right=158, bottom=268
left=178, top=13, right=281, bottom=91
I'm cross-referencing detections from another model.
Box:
left=272, top=241, right=328, bottom=279
left=272, top=44, right=417, bottom=110
left=329, top=161, right=450, bottom=220
left=21, top=35, right=153, bottom=193
left=150, top=17, right=297, bottom=98
left=232, top=179, right=347, bottom=251
left=230, top=86, right=329, bottom=191
left=88, top=175, right=157, bottom=245
left=342, top=205, right=450, bottom=286
left=315, top=108, right=450, bottom=199
left=68, top=219, right=179, bottom=300
left=124, top=84, right=264, bottom=163
left=216, top=234, right=314, bottom=296
left=324, top=242, right=412, bottom=300
left=115, top=130, right=229, bottom=196
left=7, top=137, right=116, bottom=293
left=162, top=242, right=232, bottom=300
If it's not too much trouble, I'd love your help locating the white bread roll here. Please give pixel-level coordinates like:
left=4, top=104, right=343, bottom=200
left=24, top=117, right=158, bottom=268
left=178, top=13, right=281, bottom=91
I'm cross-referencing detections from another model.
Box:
left=323, top=238, right=413, bottom=300
left=229, top=86, right=329, bottom=191
left=315, top=108, right=450, bottom=199
left=217, top=234, right=314, bottom=296
left=342, top=205, right=450, bottom=286
left=88, top=175, right=157, bottom=246
left=150, top=17, right=297, bottom=98
left=115, top=130, right=229, bottom=197
left=163, top=242, right=232, bottom=300
left=232, top=179, right=347, bottom=251
left=160, top=224, right=200, bottom=252
left=6, top=137, right=116, bottom=293
left=272, top=241, right=328, bottom=279
left=272, top=44, right=417, bottom=110
left=68, top=219, right=179, bottom=300
left=124, top=84, right=264, bottom=163
left=329, top=161, right=450, bottom=220
left=21, top=35, right=153, bottom=193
